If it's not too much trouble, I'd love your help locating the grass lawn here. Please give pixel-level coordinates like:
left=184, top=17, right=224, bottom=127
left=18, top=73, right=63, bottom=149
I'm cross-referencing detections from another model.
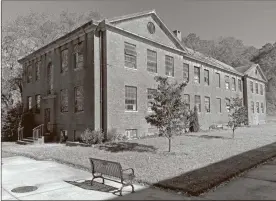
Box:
left=2, top=123, right=276, bottom=185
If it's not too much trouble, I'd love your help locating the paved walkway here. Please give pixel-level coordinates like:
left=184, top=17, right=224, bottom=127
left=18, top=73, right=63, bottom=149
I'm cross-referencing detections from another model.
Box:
left=202, top=158, right=276, bottom=200
left=1, top=156, right=192, bottom=200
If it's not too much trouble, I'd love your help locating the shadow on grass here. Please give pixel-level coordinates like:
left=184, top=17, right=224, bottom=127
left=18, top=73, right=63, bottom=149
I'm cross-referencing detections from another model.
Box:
left=98, top=142, right=157, bottom=153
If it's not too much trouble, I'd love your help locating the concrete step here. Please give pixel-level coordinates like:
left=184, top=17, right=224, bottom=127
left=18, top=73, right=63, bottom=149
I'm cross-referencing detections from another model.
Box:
left=22, top=138, right=36, bottom=143
left=16, top=140, right=33, bottom=145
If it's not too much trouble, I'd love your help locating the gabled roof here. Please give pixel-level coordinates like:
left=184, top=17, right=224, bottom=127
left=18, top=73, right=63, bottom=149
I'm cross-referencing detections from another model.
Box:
left=185, top=47, right=243, bottom=75
left=106, top=10, right=188, bottom=52
left=236, top=65, right=252, bottom=73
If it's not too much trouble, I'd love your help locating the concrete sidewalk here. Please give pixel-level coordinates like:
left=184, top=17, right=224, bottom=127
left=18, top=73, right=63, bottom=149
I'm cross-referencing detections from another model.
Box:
left=1, top=156, right=192, bottom=200
left=201, top=157, right=276, bottom=200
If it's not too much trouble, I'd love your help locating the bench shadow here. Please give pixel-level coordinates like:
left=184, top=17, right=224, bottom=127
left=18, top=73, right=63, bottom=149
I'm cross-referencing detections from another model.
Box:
left=65, top=180, right=118, bottom=192
left=97, top=142, right=157, bottom=153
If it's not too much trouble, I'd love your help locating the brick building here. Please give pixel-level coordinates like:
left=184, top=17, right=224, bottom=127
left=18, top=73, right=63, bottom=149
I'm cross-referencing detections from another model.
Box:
left=18, top=10, right=267, bottom=141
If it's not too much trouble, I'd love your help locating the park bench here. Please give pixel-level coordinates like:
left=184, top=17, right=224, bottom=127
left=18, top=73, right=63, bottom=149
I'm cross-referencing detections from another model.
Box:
left=89, top=158, right=135, bottom=196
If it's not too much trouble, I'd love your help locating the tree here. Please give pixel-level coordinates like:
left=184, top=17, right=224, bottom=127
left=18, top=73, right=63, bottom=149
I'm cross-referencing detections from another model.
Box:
left=145, top=76, right=187, bottom=152
left=1, top=103, right=23, bottom=141
left=228, top=97, right=248, bottom=138
left=188, top=106, right=200, bottom=132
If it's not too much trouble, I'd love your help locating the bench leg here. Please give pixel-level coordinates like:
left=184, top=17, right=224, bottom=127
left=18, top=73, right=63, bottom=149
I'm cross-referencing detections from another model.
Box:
left=130, top=184, right=135, bottom=193
left=119, top=184, right=124, bottom=196
left=91, top=175, right=105, bottom=185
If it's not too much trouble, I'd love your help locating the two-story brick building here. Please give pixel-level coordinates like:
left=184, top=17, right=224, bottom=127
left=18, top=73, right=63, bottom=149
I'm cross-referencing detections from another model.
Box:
left=18, top=10, right=267, bottom=141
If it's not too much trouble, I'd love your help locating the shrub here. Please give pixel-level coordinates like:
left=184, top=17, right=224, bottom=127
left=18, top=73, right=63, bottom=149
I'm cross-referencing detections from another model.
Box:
left=81, top=129, right=104, bottom=145
left=106, top=128, right=129, bottom=142
left=188, top=106, right=200, bottom=132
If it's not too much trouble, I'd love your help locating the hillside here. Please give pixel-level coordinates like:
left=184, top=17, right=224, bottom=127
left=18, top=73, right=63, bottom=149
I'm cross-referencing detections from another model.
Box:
left=182, top=34, right=276, bottom=115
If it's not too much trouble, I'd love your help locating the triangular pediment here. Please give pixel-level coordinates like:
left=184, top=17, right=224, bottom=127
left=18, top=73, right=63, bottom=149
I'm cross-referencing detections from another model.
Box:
left=245, top=64, right=267, bottom=82
left=107, top=10, right=186, bottom=51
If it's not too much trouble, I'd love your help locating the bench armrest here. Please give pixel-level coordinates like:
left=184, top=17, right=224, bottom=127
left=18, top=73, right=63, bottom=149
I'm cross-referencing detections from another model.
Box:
left=122, top=168, right=134, bottom=174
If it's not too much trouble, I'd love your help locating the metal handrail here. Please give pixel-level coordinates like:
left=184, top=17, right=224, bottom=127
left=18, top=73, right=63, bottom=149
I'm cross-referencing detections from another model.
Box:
left=18, top=127, right=24, bottom=141
left=32, top=124, right=44, bottom=140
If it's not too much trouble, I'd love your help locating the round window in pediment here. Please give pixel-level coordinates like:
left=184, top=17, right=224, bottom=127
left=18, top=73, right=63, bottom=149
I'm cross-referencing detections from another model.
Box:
left=147, top=22, right=155, bottom=34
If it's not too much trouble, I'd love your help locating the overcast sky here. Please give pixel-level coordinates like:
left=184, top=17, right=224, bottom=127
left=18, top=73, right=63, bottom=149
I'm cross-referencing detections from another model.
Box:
left=2, top=0, right=276, bottom=48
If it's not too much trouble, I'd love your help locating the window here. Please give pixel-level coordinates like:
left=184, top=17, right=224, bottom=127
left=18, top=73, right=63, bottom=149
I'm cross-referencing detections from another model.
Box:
left=195, top=95, right=201, bottom=112
left=147, top=49, right=157, bottom=73
left=125, top=129, right=137, bottom=139
left=47, top=62, right=53, bottom=95
left=60, top=89, right=69, bottom=112
left=204, top=69, right=209, bottom=85
left=74, top=130, right=82, bottom=141
left=225, top=98, right=230, bottom=112
left=148, top=126, right=158, bottom=136
left=232, top=77, right=236, bottom=91
left=74, top=42, right=84, bottom=70
left=255, top=83, right=259, bottom=94
left=165, top=55, right=174, bottom=76
left=260, top=84, right=264, bottom=95
left=27, top=96, right=32, bottom=110
left=225, top=75, right=230, bottom=90
left=60, top=130, right=68, bottom=140
left=124, top=42, right=136, bottom=69
left=35, top=95, right=41, bottom=113
left=238, top=79, right=242, bottom=92
left=147, top=88, right=156, bottom=111
left=217, top=98, right=222, bottom=113
left=27, top=65, right=32, bottom=83
left=61, top=49, right=69, bottom=73
left=256, top=102, right=259, bottom=113
left=125, top=86, right=137, bottom=111
left=205, top=96, right=210, bottom=113
left=194, top=67, right=200, bottom=83
left=215, top=73, right=221, bottom=88
left=183, top=63, right=189, bottom=82
left=261, top=102, right=264, bottom=113
left=74, top=86, right=84, bottom=112
left=35, top=61, right=41, bottom=81
left=251, top=101, right=254, bottom=113
left=184, top=94, right=190, bottom=110
left=250, top=81, right=254, bottom=93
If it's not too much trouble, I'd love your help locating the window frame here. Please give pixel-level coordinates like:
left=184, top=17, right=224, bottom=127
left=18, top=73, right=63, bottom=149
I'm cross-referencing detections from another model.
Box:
left=61, top=48, right=69, bottom=73
left=215, top=72, right=221, bottom=88
left=204, top=96, right=210, bottom=113
left=74, top=86, right=84, bottom=113
left=35, top=94, right=41, bottom=113
left=27, top=96, right=32, bottom=110
left=27, top=64, right=32, bottom=83
left=124, top=42, right=137, bottom=69
left=35, top=61, right=41, bottom=81
left=251, top=101, right=254, bottom=113
left=183, top=63, right=189, bottom=82
left=184, top=94, right=190, bottom=110
left=195, top=95, right=201, bottom=112
left=194, top=66, right=200, bottom=84
left=147, top=49, right=157, bottom=73
left=125, top=86, right=137, bottom=111
left=255, top=83, right=259, bottom=94
left=225, top=98, right=230, bottom=112
left=256, top=102, right=260, bottom=113
left=238, top=79, right=242, bottom=92
left=147, top=88, right=157, bottom=111
left=60, top=89, right=69, bottom=113
left=261, top=102, right=264, bottom=113
left=73, top=42, right=84, bottom=70
left=125, top=129, right=138, bottom=139
left=165, top=55, right=174, bottom=77
left=250, top=81, right=254, bottom=93
left=260, top=84, right=264, bottom=95
left=216, top=98, right=222, bottom=113
left=231, top=77, right=236, bottom=91
left=225, top=75, right=230, bottom=90
left=204, top=69, right=209, bottom=85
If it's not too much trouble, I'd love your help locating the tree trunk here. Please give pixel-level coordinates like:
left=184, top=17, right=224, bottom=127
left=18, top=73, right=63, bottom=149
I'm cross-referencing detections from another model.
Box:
left=232, top=127, right=235, bottom=139
left=168, top=138, right=171, bottom=152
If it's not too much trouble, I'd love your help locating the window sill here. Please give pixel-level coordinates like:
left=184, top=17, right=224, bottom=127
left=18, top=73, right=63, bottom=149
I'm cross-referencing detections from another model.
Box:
left=166, top=75, right=174, bottom=78
left=74, top=68, right=83, bottom=72
left=148, top=71, right=158, bottom=76
left=125, top=110, right=138, bottom=113
left=124, top=67, right=138, bottom=71
left=75, top=110, right=84, bottom=114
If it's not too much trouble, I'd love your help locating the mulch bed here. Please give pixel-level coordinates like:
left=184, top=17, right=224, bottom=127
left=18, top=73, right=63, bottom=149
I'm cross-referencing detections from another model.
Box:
left=154, top=142, right=276, bottom=196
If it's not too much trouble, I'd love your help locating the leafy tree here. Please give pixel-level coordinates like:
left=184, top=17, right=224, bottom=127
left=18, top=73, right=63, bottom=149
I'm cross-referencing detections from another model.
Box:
left=145, top=76, right=187, bottom=152
left=228, top=97, right=248, bottom=138
left=1, top=103, right=23, bottom=141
